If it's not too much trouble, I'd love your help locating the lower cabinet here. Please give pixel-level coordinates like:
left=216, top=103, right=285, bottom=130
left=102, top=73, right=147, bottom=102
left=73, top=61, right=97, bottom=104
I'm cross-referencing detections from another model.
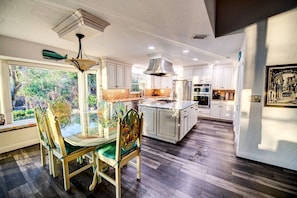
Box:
left=139, top=103, right=198, bottom=144
left=210, top=101, right=234, bottom=121
left=198, top=108, right=210, bottom=118
left=180, top=108, right=189, bottom=140
left=139, top=107, right=157, bottom=137
left=157, top=109, right=178, bottom=142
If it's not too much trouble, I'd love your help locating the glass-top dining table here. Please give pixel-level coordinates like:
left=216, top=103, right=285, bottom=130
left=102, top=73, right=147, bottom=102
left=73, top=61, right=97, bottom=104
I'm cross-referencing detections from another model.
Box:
left=61, top=111, right=117, bottom=147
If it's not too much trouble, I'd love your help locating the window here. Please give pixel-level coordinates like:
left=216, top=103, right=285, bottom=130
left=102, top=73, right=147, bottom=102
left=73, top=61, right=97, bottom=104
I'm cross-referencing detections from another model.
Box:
left=131, top=66, right=146, bottom=92
left=87, top=73, right=97, bottom=110
left=9, top=64, right=78, bottom=121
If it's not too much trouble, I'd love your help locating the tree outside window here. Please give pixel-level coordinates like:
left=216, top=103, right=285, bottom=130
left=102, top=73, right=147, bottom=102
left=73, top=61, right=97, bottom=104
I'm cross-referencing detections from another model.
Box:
left=9, top=65, right=79, bottom=121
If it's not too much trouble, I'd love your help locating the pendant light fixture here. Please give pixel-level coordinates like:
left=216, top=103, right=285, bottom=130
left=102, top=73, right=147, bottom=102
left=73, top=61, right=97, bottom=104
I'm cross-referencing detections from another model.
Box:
left=53, top=8, right=110, bottom=72
left=65, top=33, right=97, bottom=72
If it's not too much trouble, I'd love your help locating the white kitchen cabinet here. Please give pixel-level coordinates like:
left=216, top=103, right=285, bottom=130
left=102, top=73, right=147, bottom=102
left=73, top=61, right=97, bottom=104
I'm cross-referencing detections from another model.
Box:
left=160, top=76, right=172, bottom=89
left=198, top=108, right=210, bottom=118
left=183, top=67, right=193, bottom=81
left=124, top=65, right=132, bottom=89
left=101, top=59, right=132, bottom=89
left=180, top=108, right=189, bottom=139
left=139, top=107, right=157, bottom=136
left=146, top=76, right=172, bottom=89
left=188, top=105, right=195, bottom=131
left=157, top=109, right=178, bottom=142
left=192, top=66, right=212, bottom=83
left=212, top=66, right=235, bottom=89
left=139, top=102, right=197, bottom=143
left=210, top=101, right=234, bottom=121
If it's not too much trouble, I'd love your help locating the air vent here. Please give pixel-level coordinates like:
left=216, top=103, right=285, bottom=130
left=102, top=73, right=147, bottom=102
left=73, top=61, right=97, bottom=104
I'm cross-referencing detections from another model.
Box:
left=192, top=34, right=208, bottom=39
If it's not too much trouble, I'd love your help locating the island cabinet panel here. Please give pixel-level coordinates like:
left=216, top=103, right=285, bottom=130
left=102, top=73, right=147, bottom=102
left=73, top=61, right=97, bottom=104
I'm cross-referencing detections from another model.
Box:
left=139, top=101, right=197, bottom=144
left=180, top=108, right=189, bottom=140
left=157, top=109, right=178, bottom=142
left=139, top=107, right=157, bottom=137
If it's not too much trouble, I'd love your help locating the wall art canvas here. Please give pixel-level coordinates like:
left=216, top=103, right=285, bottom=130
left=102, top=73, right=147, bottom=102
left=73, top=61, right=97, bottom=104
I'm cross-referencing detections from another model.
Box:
left=265, top=64, right=297, bottom=108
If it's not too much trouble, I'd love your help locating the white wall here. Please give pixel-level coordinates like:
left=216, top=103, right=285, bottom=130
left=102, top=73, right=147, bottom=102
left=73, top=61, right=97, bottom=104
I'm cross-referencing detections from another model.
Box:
left=237, top=8, right=297, bottom=171
left=0, top=127, right=39, bottom=153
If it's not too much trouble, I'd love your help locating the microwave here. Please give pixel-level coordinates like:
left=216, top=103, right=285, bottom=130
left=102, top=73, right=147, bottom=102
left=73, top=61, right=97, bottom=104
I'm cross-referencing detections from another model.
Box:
left=193, top=83, right=211, bottom=94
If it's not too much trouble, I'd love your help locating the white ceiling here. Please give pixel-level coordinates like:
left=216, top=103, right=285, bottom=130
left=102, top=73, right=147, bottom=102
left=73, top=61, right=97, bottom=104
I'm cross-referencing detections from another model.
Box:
left=0, top=0, right=245, bottom=67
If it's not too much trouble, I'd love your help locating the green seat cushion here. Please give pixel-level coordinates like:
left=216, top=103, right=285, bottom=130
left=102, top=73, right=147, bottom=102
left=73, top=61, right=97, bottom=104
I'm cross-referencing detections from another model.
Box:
left=96, top=141, right=137, bottom=160
left=64, top=141, right=83, bottom=155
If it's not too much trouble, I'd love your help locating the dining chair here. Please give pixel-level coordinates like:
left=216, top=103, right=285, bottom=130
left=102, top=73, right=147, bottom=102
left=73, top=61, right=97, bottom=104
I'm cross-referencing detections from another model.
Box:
left=34, top=106, right=53, bottom=175
left=92, top=108, right=143, bottom=198
left=48, top=99, right=72, bottom=127
left=46, top=107, right=96, bottom=191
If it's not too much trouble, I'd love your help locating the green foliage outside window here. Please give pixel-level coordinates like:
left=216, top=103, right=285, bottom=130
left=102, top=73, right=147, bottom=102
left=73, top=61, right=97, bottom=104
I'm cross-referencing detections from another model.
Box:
left=9, top=65, right=79, bottom=121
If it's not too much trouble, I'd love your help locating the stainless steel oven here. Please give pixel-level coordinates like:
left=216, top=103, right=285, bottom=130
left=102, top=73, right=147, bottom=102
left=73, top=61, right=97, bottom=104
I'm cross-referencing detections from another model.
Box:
left=193, top=83, right=211, bottom=94
left=193, top=94, right=210, bottom=108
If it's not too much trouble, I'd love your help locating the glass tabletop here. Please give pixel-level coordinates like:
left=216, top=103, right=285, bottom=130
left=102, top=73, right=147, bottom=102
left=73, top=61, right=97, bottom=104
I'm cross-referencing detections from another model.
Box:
left=61, top=112, right=117, bottom=147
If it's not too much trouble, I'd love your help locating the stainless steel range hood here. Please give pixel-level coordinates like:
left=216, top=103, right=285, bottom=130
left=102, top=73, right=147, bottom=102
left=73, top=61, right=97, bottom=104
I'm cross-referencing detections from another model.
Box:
left=143, top=58, right=177, bottom=77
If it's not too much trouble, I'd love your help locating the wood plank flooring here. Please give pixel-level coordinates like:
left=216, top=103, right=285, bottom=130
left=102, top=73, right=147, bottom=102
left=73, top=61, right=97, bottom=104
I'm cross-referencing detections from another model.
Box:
left=1, top=119, right=297, bottom=198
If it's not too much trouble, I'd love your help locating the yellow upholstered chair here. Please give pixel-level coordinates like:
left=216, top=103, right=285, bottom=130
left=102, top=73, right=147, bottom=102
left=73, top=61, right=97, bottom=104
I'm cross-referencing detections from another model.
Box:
left=34, top=106, right=53, bottom=175
left=48, top=99, right=72, bottom=127
left=46, top=108, right=96, bottom=191
left=92, top=109, right=143, bottom=198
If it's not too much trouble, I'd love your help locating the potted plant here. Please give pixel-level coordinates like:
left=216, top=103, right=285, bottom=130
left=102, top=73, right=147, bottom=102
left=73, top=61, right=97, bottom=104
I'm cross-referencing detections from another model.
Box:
left=88, top=95, right=97, bottom=110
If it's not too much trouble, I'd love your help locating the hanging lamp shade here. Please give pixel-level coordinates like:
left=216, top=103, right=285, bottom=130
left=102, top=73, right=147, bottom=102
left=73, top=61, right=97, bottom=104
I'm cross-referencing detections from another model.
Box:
left=65, top=33, right=97, bottom=72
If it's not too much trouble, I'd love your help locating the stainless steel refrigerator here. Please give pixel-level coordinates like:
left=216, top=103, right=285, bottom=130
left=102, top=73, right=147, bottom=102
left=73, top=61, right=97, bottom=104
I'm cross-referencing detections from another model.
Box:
left=172, top=80, right=192, bottom=100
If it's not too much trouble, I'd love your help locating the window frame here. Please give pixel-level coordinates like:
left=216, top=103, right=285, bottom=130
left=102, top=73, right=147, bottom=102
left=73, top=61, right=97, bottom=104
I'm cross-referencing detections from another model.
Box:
left=0, top=59, right=99, bottom=127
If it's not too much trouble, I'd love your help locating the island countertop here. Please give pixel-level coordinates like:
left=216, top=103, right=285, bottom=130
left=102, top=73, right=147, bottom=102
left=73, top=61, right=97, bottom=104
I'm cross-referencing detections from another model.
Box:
left=138, top=100, right=196, bottom=110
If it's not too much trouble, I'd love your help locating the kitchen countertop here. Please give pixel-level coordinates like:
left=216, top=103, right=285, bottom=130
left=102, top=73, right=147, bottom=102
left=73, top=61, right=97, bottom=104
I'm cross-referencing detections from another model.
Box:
left=106, top=97, right=141, bottom=102
left=139, top=100, right=196, bottom=110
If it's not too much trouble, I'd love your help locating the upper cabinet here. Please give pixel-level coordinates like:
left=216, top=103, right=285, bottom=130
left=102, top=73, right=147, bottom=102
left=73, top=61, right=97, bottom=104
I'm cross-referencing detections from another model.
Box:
left=146, top=76, right=172, bottom=89
left=212, top=66, right=236, bottom=89
left=101, top=59, right=132, bottom=89
left=183, top=66, right=212, bottom=83
left=193, top=66, right=212, bottom=83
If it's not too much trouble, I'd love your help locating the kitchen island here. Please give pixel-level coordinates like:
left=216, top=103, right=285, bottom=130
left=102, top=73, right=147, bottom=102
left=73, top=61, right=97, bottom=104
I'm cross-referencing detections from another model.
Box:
left=139, top=100, right=198, bottom=144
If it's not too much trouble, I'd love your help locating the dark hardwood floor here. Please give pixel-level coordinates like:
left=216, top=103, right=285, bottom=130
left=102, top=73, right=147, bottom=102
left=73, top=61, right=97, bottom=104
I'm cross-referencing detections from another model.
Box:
left=1, top=119, right=297, bottom=198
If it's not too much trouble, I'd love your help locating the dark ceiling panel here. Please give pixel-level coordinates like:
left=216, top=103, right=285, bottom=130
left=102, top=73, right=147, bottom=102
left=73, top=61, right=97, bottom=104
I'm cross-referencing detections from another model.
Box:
left=212, top=0, right=297, bottom=37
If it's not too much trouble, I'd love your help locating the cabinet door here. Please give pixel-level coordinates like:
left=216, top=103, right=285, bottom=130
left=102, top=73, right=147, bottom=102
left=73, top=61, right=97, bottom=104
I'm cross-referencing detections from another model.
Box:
left=193, top=68, right=203, bottom=83
left=203, top=67, right=212, bottom=82
left=222, top=67, right=234, bottom=89
left=188, top=105, right=195, bottom=130
left=106, top=62, right=117, bottom=88
left=210, top=103, right=221, bottom=119
left=124, top=65, right=132, bottom=89
left=157, top=109, right=178, bottom=141
left=161, top=76, right=172, bottom=89
left=183, top=68, right=193, bottom=81
left=139, top=107, right=157, bottom=136
left=153, top=76, right=161, bottom=88
left=212, top=67, right=223, bottom=89
left=221, top=104, right=234, bottom=120
left=180, top=108, right=188, bottom=140
left=116, top=64, right=125, bottom=88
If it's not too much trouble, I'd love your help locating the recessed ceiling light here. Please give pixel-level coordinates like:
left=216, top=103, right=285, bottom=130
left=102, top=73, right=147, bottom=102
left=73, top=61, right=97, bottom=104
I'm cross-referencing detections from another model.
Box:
left=183, top=50, right=189, bottom=53
left=148, top=46, right=155, bottom=50
left=193, top=58, right=198, bottom=61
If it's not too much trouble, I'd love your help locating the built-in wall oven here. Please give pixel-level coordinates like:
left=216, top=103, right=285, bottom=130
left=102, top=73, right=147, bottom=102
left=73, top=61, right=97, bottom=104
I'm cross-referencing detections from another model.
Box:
left=193, top=83, right=211, bottom=108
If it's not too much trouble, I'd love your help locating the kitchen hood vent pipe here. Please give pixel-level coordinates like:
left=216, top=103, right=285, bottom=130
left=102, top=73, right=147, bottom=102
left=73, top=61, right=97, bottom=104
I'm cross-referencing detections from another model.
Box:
left=144, top=58, right=177, bottom=77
